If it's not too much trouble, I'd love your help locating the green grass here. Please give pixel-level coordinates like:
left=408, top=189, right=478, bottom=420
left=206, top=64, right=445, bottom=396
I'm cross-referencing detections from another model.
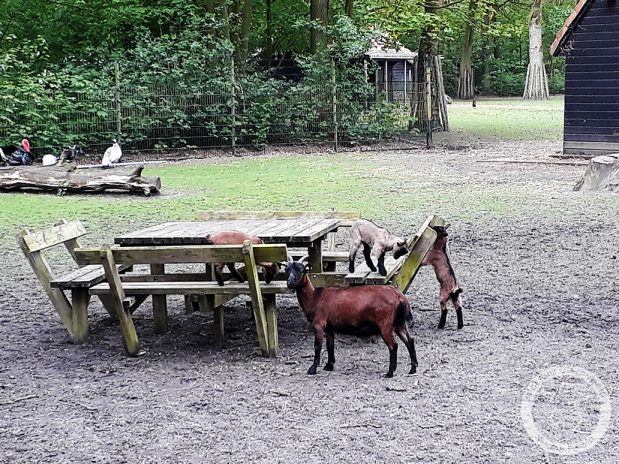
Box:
left=448, top=96, right=564, bottom=141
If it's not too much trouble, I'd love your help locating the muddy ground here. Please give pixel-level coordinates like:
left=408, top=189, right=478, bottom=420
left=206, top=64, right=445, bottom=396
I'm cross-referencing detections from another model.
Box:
left=1, top=137, right=618, bottom=463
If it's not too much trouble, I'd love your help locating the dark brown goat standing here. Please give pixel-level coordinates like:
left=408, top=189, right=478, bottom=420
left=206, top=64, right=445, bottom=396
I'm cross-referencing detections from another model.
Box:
left=287, top=258, right=418, bottom=377
left=205, top=230, right=279, bottom=286
left=422, top=225, right=463, bottom=329
left=349, top=219, right=409, bottom=276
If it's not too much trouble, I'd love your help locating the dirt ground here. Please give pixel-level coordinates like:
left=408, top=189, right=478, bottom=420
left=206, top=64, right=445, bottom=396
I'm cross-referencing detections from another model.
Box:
left=1, top=137, right=618, bottom=463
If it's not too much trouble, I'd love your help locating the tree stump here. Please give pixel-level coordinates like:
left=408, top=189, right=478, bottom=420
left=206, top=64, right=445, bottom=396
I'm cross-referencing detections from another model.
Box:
left=0, top=165, right=161, bottom=196
left=573, top=154, right=619, bottom=192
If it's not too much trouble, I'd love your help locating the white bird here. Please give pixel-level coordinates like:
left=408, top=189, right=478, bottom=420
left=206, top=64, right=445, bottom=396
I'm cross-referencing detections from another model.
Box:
left=102, top=140, right=122, bottom=167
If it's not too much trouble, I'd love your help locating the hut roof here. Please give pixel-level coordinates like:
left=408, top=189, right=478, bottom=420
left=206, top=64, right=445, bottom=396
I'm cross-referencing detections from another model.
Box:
left=365, top=39, right=418, bottom=61
left=550, top=0, right=593, bottom=56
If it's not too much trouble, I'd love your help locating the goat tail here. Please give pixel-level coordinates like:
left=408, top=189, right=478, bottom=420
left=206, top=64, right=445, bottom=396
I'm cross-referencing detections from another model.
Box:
left=204, top=234, right=213, bottom=245
left=450, top=287, right=463, bottom=298
left=395, top=297, right=413, bottom=328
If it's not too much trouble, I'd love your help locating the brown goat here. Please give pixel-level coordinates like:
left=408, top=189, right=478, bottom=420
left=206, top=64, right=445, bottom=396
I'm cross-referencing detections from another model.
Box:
left=205, top=230, right=280, bottom=286
left=349, top=219, right=409, bottom=276
left=287, top=257, right=418, bottom=377
left=422, top=225, right=463, bottom=329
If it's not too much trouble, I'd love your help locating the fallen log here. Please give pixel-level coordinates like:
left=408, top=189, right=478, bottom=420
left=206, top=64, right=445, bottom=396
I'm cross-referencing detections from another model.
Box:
left=573, top=154, right=619, bottom=192
left=0, top=165, right=161, bottom=196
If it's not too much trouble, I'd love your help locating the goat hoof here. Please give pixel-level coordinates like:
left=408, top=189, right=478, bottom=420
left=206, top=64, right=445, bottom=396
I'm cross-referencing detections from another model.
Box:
left=324, top=363, right=334, bottom=371
left=379, top=269, right=387, bottom=276
left=385, top=371, right=394, bottom=378
left=217, top=281, right=225, bottom=287
left=437, top=324, right=445, bottom=330
left=408, top=367, right=417, bottom=375
left=457, top=324, right=464, bottom=330
left=307, top=366, right=317, bottom=375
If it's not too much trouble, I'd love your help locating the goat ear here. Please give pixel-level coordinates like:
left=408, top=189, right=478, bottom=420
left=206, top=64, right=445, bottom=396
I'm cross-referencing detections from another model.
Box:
left=444, top=223, right=451, bottom=230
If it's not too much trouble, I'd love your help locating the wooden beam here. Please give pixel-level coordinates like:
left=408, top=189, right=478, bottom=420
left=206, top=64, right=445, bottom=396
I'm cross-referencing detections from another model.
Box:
left=242, top=240, right=269, bottom=356
left=392, top=226, right=437, bottom=293
left=20, top=222, right=87, bottom=253
left=265, top=295, right=278, bottom=358
left=150, top=263, right=168, bottom=334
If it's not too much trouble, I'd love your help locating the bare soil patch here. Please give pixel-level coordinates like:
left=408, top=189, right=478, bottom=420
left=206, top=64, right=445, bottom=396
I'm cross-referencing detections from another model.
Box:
left=1, top=137, right=618, bottom=463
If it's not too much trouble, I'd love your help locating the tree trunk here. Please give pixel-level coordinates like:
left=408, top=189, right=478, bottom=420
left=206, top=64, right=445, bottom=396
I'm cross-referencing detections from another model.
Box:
left=574, top=155, right=619, bottom=192
left=237, top=0, right=252, bottom=72
left=523, top=0, right=549, bottom=100
left=310, top=0, right=329, bottom=54
left=480, top=2, right=494, bottom=94
left=265, top=0, right=273, bottom=59
left=457, top=0, right=477, bottom=100
left=0, top=166, right=161, bottom=196
left=345, top=0, right=353, bottom=17
left=412, top=0, right=449, bottom=131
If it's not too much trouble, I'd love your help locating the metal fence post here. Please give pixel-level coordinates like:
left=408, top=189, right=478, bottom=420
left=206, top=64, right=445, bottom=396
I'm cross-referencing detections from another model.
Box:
left=332, top=61, right=339, bottom=152
left=425, top=56, right=433, bottom=149
left=230, top=59, right=237, bottom=156
left=114, top=62, right=122, bottom=142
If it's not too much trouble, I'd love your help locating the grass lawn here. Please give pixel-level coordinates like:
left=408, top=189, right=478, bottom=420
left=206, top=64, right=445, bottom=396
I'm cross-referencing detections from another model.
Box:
left=447, top=96, right=564, bottom=141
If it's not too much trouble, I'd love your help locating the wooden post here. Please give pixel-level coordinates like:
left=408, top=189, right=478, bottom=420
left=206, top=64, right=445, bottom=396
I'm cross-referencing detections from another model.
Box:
left=150, top=263, right=168, bottom=334
left=114, top=62, right=122, bottom=141
left=384, top=60, right=388, bottom=102
left=425, top=57, right=433, bottom=148
left=100, top=247, right=140, bottom=355
left=308, top=238, right=323, bottom=273
left=403, top=60, right=408, bottom=104
left=71, top=289, right=90, bottom=343
left=332, top=61, right=339, bottom=152
left=265, top=295, right=278, bottom=358
left=242, top=240, right=269, bottom=356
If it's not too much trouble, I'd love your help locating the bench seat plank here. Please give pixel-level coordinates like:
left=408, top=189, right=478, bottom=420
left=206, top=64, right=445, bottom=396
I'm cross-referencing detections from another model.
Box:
left=90, top=280, right=294, bottom=296
left=51, top=264, right=132, bottom=289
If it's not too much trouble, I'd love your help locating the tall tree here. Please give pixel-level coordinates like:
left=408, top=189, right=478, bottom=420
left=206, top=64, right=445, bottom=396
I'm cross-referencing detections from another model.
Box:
left=310, top=0, right=329, bottom=54
left=523, top=0, right=549, bottom=99
left=457, top=0, right=478, bottom=100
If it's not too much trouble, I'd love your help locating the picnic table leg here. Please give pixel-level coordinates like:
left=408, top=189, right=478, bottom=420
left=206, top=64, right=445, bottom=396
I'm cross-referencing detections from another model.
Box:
left=213, top=306, right=225, bottom=347
left=71, top=288, right=90, bottom=343
left=265, top=295, right=278, bottom=358
left=150, top=263, right=168, bottom=333
left=308, top=238, right=324, bottom=273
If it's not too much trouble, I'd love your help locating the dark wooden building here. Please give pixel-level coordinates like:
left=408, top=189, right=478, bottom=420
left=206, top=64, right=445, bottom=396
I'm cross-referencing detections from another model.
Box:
left=551, top=0, right=619, bottom=155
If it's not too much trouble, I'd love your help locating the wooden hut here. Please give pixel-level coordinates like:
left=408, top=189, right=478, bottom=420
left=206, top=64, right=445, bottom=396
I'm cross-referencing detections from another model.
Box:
left=551, top=0, right=619, bottom=155
left=365, top=40, right=418, bottom=103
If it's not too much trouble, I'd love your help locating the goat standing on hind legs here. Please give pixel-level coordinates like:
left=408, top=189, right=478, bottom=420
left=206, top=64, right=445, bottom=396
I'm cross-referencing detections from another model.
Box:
left=286, top=257, right=418, bottom=378
left=422, top=225, right=464, bottom=329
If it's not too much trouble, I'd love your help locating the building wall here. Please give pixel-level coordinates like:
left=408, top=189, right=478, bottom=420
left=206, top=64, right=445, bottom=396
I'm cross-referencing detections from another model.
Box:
left=564, top=0, right=619, bottom=154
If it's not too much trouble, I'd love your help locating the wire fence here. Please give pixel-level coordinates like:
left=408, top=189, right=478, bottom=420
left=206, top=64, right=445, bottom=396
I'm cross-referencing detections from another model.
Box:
left=0, top=72, right=437, bottom=158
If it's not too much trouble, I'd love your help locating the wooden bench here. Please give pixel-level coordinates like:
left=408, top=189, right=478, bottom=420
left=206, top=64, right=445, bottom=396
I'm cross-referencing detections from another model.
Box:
left=74, top=241, right=291, bottom=357
left=17, top=219, right=135, bottom=343
left=344, top=214, right=446, bottom=291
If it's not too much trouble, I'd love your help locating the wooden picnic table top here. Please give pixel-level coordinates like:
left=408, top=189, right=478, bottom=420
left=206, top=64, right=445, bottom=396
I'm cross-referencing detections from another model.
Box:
left=114, top=218, right=342, bottom=246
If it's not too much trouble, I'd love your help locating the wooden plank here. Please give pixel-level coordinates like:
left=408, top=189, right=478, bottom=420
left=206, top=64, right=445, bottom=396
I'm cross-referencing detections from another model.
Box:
left=21, top=222, right=87, bottom=253
left=242, top=241, right=269, bottom=356
left=366, top=256, right=406, bottom=285
left=74, top=244, right=288, bottom=266
left=90, top=281, right=293, bottom=296
left=307, top=238, right=323, bottom=274
left=17, top=230, right=75, bottom=338
left=345, top=266, right=371, bottom=284
left=392, top=227, right=437, bottom=293
left=309, top=272, right=350, bottom=288
left=100, top=247, right=141, bottom=356
left=564, top=140, right=619, bottom=150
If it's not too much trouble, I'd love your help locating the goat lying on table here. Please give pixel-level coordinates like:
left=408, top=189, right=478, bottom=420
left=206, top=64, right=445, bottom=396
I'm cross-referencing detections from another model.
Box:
left=287, top=257, right=418, bottom=378
left=205, top=230, right=280, bottom=286
left=349, top=219, right=409, bottom=276
left=422, top=225, right=464, bottom=329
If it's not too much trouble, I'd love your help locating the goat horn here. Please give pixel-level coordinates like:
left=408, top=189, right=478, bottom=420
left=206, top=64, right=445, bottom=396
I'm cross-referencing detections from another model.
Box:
left=299, top=255, right=310, bottom=264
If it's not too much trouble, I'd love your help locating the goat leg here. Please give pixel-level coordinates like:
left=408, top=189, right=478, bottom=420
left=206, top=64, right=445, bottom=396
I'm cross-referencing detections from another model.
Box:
left=377, top=252, right=387, bottom=276
left=438, top=301, right=448, bottom=329
left=227, top=262, right=245, bottom=283
left=362, top=243, right=377, bottom=272
left=324, top=331, right=335, bottom=371
left=214, top=264, right=225, bottom=287
left=396, top=327, right=418, bottom=375
left=308, top=327, right=324, bottom=375
left=381, top=331, right=398, bottom=378
left=456, top=306, right=464, bottom=329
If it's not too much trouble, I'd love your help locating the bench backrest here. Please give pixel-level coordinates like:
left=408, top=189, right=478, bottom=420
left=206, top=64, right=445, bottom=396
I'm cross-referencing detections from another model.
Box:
left=74, top=243, right=288, bottom=266
left=16, top=219, right=89, bottom=335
